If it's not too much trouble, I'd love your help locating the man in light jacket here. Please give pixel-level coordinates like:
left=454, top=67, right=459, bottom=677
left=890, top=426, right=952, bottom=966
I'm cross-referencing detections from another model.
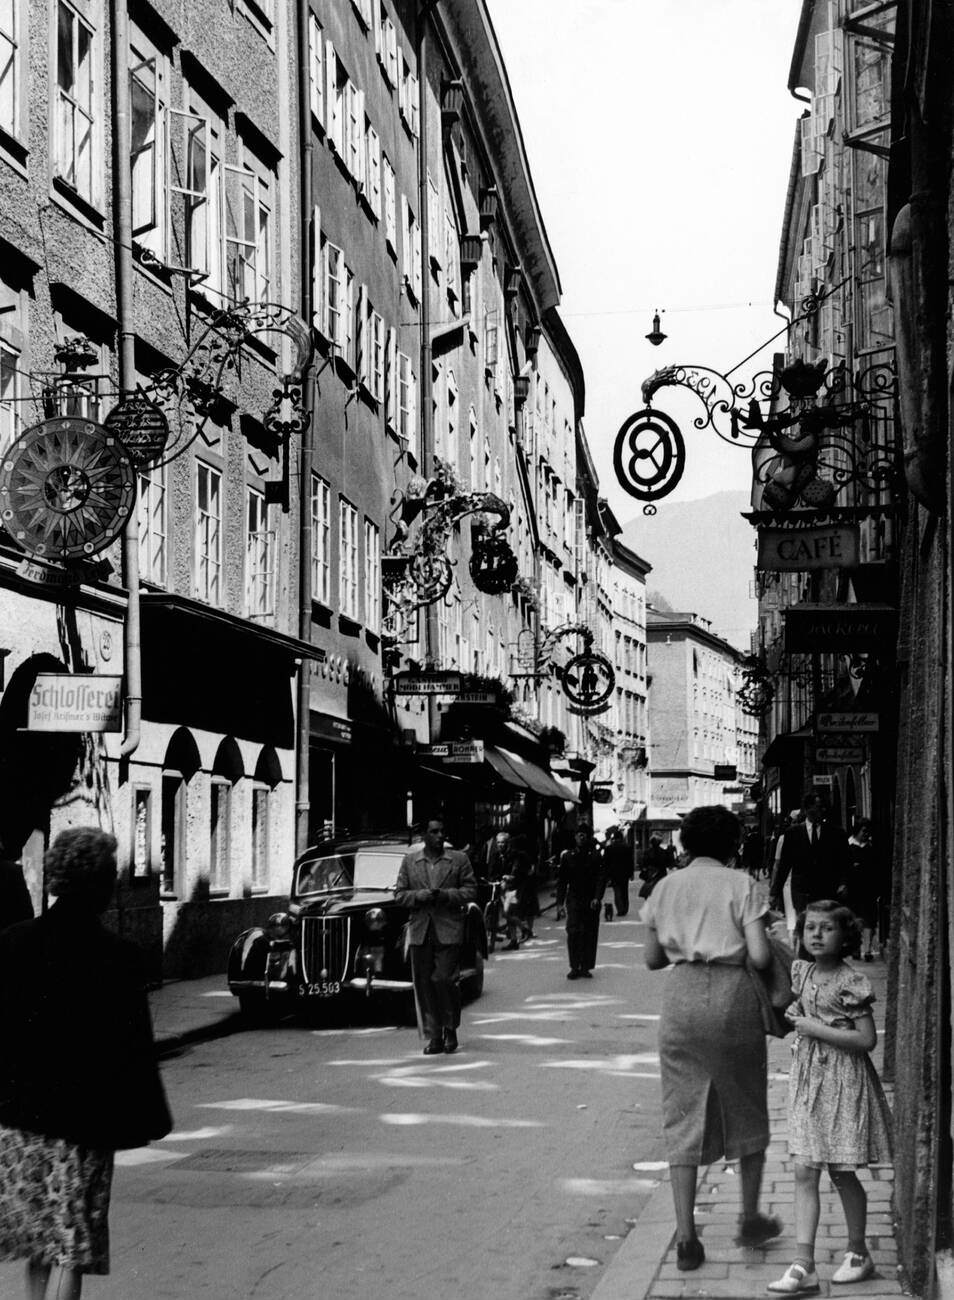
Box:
left=395, top=815, right=477, bottom=1055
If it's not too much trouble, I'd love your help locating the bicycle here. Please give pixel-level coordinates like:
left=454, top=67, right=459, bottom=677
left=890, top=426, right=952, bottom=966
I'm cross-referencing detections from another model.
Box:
left=482, top=876, right=515, bottom=953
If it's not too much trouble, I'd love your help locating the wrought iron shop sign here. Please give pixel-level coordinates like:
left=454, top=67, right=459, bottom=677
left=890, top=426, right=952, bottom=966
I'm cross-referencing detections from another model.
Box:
left=817, top=711, right=879, bottom=733
left=392, top=671, right=463, bottom=695
left=27, top=673, right=123, bottom=732
left=783, top=604, right=896, bottom=654
left=103, top=396, right=170, bottom=468
left=816, top=745, right=865, bottom=764
left=757, top=525, right=859, bottom=571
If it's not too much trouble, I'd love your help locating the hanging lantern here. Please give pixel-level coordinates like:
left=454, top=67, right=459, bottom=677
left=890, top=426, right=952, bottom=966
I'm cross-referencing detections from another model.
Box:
left=645, top=311, right=667, bottom=347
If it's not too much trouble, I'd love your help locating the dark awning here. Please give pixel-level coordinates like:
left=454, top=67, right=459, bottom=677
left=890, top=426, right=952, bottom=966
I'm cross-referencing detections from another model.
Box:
left=761, top=725, right=812, bottom=768
left=485, top=746, right=579, bottom=803
left=140, top=592, right=326, bottom=662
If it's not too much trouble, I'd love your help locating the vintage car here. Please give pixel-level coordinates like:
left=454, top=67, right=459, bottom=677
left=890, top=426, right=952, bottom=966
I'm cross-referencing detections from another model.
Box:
left=227, top=835, right=487, bottom=1023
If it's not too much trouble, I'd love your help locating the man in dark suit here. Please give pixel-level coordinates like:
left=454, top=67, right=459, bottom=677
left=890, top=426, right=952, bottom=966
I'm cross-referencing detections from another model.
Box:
left=770, top=789, right=849, bottom=914
left=395, top=814, right=478, bottom=1056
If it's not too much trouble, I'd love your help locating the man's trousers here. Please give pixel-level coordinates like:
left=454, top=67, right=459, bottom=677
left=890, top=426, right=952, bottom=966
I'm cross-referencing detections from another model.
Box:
left=409, top=933, right=462, bottom=1039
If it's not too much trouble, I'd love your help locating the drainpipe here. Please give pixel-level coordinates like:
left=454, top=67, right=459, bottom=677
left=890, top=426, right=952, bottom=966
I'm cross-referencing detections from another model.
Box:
left=112, top=2, right=141, bottom=762
left=296, top=0, right=316, bottom=855
left=417, top=2, right=439, bottom=739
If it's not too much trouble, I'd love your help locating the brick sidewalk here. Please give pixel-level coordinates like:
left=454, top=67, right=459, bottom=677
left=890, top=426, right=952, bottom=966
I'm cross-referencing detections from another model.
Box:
left=593, top=958, right=909, bottom=1300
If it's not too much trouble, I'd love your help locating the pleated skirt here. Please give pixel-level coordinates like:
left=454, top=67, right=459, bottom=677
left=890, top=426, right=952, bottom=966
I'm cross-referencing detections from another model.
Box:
left=659, top=963, right=769, bottom=1165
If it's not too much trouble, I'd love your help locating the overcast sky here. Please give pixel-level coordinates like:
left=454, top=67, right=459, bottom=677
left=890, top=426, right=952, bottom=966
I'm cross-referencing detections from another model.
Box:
left=485, top=0, right=805, bottom=527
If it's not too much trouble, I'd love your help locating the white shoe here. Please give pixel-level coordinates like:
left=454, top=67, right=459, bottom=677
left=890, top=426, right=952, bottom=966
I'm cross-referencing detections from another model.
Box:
left=767, top=1262, right=821, bottom=1294
left=832, top=1252, right=875, bottom=1284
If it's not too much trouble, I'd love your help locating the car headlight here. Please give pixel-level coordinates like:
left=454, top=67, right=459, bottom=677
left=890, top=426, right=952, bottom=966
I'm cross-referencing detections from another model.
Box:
left=265, top=911, right=295, bottom=941
left=365, top=907, right=387, bottom=932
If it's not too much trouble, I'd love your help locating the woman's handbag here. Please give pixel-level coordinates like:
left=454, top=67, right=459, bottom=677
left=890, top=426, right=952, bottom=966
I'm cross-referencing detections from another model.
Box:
left=747, top=930, right=795, bottom=1038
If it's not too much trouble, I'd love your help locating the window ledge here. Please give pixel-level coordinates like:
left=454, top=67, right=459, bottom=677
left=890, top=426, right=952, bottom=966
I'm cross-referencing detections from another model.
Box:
left=0, top=124, right=28, bottom=177
left=50, top=177, right=106, bottom=232
left=338, top=613, right=362, bottom=637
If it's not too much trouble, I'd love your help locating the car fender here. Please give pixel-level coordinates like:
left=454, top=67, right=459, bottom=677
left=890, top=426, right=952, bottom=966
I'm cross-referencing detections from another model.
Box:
left=466, top=901, right=489, bottom=959
left=227, top=928, right=269, bottom=983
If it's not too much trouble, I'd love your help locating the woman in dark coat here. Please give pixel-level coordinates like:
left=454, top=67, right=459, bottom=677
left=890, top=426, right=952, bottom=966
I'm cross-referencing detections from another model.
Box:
left=0, top=827, right=172, bottom=1300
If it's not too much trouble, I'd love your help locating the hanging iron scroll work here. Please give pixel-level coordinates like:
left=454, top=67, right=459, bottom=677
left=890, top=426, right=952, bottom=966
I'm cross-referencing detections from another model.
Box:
left=0, top=417, right=137, bottom=561
left=538, top=623, right=616, bottom=716
left=381, top=459, right=521, bottom=645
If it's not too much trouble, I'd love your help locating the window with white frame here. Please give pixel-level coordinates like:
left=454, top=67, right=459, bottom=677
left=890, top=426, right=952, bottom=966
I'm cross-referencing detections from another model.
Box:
left=54, top=0, right=97, bottom=203
left=368, top=306, right=384, bottom=403
left=363, top=518, right=380, bottom=631
left=250, top=783, right=269, bottom=889
left=326, top=39, right=345, bottom=155
left=171, top=84, right=225, bottom=296
left=345, top=81, right=364, bottom=182
left=398, top=53, right=418, bottom=136
left=484, top=310, right=498, bottom=376
left=446, top=369, right=458, bottom=471
left=401, top=196, right=422, bottom=300
left=468, top=408, right=478, bottom=487
left=310, top=473, right=331, bottom=605
left=0, top=0, right=22, bottom=139
left=384, top=326, right=397, bottom=430
left=377, top=6, right=398, bottom=86
left=444, top=209, right=459, bottom=305
left=382, top=154, right=396, bottom=250
left=195, top=461, right=222, bottom=605
left=342, top=264, right=355, bottom=366
left=397, top=351, right=416, bottom=454
left=351, top=0, right=372, bottom=30
left=307, top=12, right=324, bottom=127
left=137, top=461, right=167, bottom=586
left=365, top=120, right=381, bottom=216
left=427, top=173, right=441, bottom=270
left=339, top=497, right=359, bottom=619
left=129, top=22, right=168, bottom=257
left=226, top=143, right=273, bottom=306
left=0, top=340, right=20, bottom=456
left=320, top=236, right=353, bottom=352
left=246, top=485, right=275, bottom=621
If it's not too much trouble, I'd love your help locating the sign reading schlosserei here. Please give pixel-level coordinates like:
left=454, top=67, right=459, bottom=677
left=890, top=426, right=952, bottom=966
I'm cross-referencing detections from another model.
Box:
left=757, top=525, right=860, bottom=571
left=26, top=673, right=123, bottom=732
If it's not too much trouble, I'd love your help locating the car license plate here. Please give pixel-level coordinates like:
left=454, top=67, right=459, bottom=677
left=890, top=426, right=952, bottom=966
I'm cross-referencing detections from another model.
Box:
left=302, top=980, right=341, bottom=997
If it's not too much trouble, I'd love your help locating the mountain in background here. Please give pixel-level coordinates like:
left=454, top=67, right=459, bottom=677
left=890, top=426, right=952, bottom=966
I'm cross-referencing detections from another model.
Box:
left=620, top=490, right=757, bottom=652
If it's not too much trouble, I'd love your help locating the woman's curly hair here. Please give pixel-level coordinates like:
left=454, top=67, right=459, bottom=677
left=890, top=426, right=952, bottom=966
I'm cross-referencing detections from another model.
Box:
left=794, top=898, right=862, bottom=957
left=45, top=827, right=117, bottom=899
left=678, top=805, right=742, bottom=864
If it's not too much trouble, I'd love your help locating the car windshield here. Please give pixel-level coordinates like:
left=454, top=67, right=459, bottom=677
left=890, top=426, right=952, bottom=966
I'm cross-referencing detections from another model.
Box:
left=295, top=847, right=408, bottom=896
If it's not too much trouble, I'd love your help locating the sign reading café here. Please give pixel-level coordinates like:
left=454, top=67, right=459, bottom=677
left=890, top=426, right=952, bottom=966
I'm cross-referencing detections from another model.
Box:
left=27, top=674, right=123, bottom=733
left=757, top=525, right=860, bottom=571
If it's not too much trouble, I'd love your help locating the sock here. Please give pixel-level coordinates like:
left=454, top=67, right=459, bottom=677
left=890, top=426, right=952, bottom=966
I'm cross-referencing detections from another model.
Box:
left=848, top=1237, right=868, bottom=1256
left=794, top=1244, right=815, bottom=1270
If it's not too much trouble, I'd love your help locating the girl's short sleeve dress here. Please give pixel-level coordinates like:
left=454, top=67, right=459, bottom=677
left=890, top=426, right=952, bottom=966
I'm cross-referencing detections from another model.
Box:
left=785, top=959, right=893, bottom=1168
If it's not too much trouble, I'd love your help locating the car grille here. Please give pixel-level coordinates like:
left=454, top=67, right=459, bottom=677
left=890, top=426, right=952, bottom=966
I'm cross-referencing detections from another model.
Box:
left=301, top=915, right=351, bottom=984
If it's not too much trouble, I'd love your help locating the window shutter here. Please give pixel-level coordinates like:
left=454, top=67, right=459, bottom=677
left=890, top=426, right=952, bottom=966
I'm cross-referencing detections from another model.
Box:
left=356, top=284, right=368, bottom=386
left=385, top=327, right=397, bottom=429
left=408, top=363, right=418, bottom=460
left=325, top=38, right=340, bottom=153
left=354, top=87, right=366, bottom=181
left=343, top=267, right=354, bottom=361
left=400, top=194, right=411, bottom=283
left=413, top=223, right=422, bottom=300
left=372, top=0, right=381, bottom=56
left=366, top=126, right=381, bottom=217
left=310, top=204, right=322, bottom=334
left=308, top=16, right=324, bottom=127
left=408, top=73, right=419, bottom=137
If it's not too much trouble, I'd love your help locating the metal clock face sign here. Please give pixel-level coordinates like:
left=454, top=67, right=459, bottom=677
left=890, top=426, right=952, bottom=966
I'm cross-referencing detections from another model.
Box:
left=0, top=417, right=137, bottom=561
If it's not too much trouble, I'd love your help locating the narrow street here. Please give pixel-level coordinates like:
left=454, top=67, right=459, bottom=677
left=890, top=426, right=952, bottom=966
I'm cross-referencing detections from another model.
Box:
left=23, top=906, right=666, bottom=1300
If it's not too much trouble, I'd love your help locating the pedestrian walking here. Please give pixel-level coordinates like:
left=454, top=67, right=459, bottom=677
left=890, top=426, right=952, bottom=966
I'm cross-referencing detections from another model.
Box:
left=0, top=839, right=33, bottom=932
left=0, top=827, right=172, bottom=1300
left=510, top=832, right=539, bottom=939
left=394, top=814, right=478, bottom=1055
left=636, top=835, right=669, bottom=900
left=768, top=899, right=893, bottom=1293
left=770, top=790, right=849, bottom=938
left=641, top=805, right=782, bottom=1273
left=555, top=823, right=606, bottom=979
left=842, top=820, right=880, bottom=961
left=602, top=826, right=634, bottom=916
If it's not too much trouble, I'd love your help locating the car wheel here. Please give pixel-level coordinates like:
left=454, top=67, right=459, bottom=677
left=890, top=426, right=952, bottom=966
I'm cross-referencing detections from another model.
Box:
left=237, top=992, right=286, bottom=1026
left=463, top=949, right=485, bottom=1001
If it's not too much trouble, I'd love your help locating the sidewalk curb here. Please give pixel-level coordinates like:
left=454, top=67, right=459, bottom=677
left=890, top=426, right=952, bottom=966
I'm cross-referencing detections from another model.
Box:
left=591, top=1175, right=673, bottom=1300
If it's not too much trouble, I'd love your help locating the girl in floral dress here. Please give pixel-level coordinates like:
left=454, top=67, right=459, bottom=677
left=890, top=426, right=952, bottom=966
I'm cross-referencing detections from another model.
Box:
left=768, top=900, right=893, bottom=1295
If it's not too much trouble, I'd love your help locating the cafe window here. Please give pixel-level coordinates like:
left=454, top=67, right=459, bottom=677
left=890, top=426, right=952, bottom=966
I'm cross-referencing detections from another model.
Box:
left=131, top=787, right=152, bottom=880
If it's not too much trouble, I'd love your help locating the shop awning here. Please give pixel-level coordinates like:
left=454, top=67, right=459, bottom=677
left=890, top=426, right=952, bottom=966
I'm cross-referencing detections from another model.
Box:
left=485, top=745, right=580, bottom=803
left=761, top=725, right=812, bottom=768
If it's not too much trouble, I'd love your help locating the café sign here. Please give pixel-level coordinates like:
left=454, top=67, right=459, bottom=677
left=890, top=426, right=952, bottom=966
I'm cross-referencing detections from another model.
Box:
left=784, top=604, right=896, bottom=654
left=27, top=673, right=122, bottom=732
left=817, top=711, right=879, bottom=733
left=816, top=745, right=865, bottom=764
left=757, top=525, right=859, bottom=571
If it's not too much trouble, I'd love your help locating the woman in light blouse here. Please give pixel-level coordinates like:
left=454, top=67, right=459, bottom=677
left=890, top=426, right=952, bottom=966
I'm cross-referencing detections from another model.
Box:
left=642, top=805, right=781, bottom=1272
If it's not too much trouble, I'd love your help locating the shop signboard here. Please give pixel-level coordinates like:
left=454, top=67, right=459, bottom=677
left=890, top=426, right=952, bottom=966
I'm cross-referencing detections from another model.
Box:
left=757, top=525, right=859, bottom=571
left=392, top=671, right=462, bottom=695
left=816, top=746, right=865, bottom=764
left=713, top=763, right=737, bottom=780
left=444, top=740, right=484, bottom=764
left=27, top=673, right=122, bottom=732
left=812, top=774, right=834, bottom=788
left=784, top=604, right=896, bottom=654
left=816, top=711, right=879, bottom=733
left=435, top=691, right=497, bottom=708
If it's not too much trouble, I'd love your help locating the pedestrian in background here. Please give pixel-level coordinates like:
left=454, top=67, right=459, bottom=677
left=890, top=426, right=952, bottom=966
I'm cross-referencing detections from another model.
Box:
left=395, top=814, right=478, bottom=1055
left=637, top=835, right=669, bottom=900
left=642, top=805, right=781, bottom=1272
left=0, top=827, right=171, bottom=1300
left=602, top=826, right=634, bottom=917
left=510, top=832, right=539, bottom=939
left=770, top=791, right=849, bottom=938
left=555, top=823, right=607, bottom=979
left=0, top=838, right=33, bottom=932
left=768, top=900, right=892, bottom=1293
left=842, top=820, right=880, bottom=961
